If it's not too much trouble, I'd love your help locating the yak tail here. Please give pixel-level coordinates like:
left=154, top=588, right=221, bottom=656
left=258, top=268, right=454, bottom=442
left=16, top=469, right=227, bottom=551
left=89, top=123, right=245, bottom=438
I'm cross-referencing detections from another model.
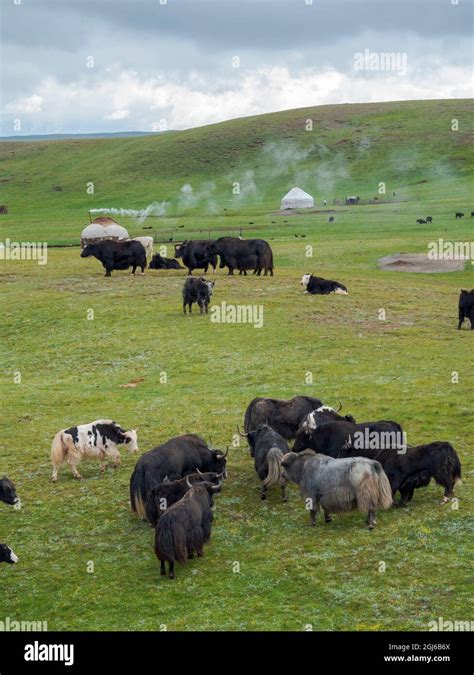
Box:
left=448, top=444, right=462, bottom=482
left=155, top=518, right=188, bottom=564
left=130, top=466, right=147, bottom=520
left=51, top=431, right=67, bottom=467
left=356, top=462, right=393, bottom=511
left=263, top=447, right=285, bottom=488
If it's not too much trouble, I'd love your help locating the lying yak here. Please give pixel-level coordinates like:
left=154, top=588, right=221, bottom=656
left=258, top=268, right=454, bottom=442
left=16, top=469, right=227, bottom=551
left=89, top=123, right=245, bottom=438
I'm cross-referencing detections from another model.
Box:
left=0, top=477, right=20, bottom=506
left=81, top=240, right=147, bottom=276
left=292, top=419, right=403, bottom=455
left=155, top=480, right=221, bottom=579
left=458, top=289, right=474, bottom=330
left=338, top=441, right=462, bottom=506
left=238, top=424, right=290, bottom=501
left=301, top=274, right=348, bottom=295
left=130, top=434, right=228, bottom=519
left=209, top=237, right=274, bottom=276
left=244, top=395, right=323, bottom=440
left=0, top=544, right=18, bottom=564
left=182, top=277, right=214, bottom=314
left=149, top=253, right=184, bottom=270
left=174, top=240, right=217, bottom=275
left=51, top=420, right=139, bottom=482
left=281, top=451, right=393, bottom=529
left=145, top=471, right=224, bottom=526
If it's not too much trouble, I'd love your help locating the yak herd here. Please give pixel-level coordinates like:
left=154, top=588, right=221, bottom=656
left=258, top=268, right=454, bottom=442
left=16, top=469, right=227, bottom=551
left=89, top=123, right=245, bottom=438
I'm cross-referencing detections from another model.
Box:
left=0, top=395, right=459, bottom=578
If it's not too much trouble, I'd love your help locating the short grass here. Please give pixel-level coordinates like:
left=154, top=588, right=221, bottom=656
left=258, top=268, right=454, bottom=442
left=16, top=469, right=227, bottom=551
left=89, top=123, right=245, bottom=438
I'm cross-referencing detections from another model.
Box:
left=0, top=100, right=473, bottom=631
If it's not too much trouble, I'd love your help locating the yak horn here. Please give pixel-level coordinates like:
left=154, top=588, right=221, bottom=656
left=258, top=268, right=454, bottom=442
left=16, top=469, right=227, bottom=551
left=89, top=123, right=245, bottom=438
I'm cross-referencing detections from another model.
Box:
left=196, top=468, right=204, bottom=475
left=237, top=425, right=247, bottom=437
left=336, top=401, right=343, bottom=412
left=186, top=476, right=193, bottom=489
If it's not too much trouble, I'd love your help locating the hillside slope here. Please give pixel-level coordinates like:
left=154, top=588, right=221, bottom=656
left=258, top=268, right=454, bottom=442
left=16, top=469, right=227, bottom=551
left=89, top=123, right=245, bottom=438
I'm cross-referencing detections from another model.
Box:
left=0, top=99, right=472, bottom=236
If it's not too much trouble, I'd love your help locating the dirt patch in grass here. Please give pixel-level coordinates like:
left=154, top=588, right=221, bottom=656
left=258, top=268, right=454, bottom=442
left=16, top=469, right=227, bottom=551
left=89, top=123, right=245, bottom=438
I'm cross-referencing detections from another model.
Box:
left=378, top=253, right=466, bottom=273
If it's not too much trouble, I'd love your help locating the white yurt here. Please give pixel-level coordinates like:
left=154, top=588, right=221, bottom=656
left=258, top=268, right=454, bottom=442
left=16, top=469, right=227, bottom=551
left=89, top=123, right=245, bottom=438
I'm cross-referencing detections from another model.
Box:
left=281, top=187, right=314, bottom=210
left=80, top=217, right=129, bottom=247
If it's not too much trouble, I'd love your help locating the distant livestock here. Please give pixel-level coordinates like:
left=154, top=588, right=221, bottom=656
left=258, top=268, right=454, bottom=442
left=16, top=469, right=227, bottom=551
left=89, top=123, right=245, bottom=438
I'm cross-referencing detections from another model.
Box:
left=130, top=434, right=228, bottom=519
left=328, top=216, right=335, bottom=222
left=174, top=240, right=217, bottom=275
left=471, top=212, right=474, bottom=217
left=426, top=216, right=433, bottom=223
left=0, top=544, right=18, bottom=564
left=51, top=420, right=139, bottom=481
left=339, top=441, right=462, bottom=506
left=301, top=274, right=348, bottom=295
left=281, top=451, right=393, bottom=529
left=149, top=253, right=184, bottom=270
left=416, top=219, right=427, bottom=224
left=458, top=289, right=474, bottom=330
left=145, top=471, right=223, bottom=526
left=238, top=423, right=290, bottom=501
left=0, top=478, right=19, bottom=506
left=81, top=240, right=146, bottom=276
left=155, top=480, right=221, bottom=579
left=182, top=277, right=214, bottom=314
left=244, top=396, right=323, bottom=440
left=130, top=236, right=153, bottom=259
left=455, top=212, right=464, bottom=219
left=209, top=237, right=274, bottom=276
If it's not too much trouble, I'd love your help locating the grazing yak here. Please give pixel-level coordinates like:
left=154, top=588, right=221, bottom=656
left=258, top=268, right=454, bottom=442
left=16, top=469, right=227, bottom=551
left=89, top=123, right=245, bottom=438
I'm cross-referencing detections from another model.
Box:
left=238, top=423, right=290, bottom=501
left=174, top=240, right=217, bottom=275
left=51, top=420, right=139, bottom=481
left=301, top=275, right=348, bottom=295
left=130, top=236, right=154, bottom=260
left=130, top=434, right=228, bottom=519
left=244, top=396, right=323, bottom=440
left=416, top=219, right=427, bottom=224
left=458, top=289, right=474, bottom=330
left=292, top=419, right=404, bottom=455
left=155, top=480, right=221, bottom=579
left=0, top=477, right=20, bottom=506
left=81, top=240, right=147, bottom=276
left=149, top=253, right=184, bottom=270
left=145, top=471, right=224, bottom=526
left=281, top=451, right=393, bottom=529
left=338, top=441, right=462, bottom=506
left=209, top=237, right=274, bottom=276
left=182, top=277, right=214, bottom=314
left=455, top=212, right=464, bottom=218
left=426, top=216, right=433, bottom=223
left=0, top=544, right=18, bottom=564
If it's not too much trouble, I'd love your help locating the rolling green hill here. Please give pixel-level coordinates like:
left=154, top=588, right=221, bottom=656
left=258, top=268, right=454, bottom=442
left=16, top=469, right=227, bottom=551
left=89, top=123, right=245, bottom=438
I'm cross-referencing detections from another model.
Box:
left=0, top=99, right=472, bottom=243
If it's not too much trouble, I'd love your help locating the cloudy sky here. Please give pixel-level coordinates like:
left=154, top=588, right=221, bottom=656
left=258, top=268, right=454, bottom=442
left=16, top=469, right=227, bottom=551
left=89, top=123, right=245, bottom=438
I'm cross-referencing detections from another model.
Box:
left=1, top=0, right=472, bottom=135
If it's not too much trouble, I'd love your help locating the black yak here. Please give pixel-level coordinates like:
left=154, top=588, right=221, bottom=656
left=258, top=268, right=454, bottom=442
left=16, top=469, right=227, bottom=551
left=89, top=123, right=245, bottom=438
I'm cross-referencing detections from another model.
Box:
left=339, top=441, right=462, bottom=506
left=209, top=237, right=274, bottom=276
left=292, top=419, right=403, bottom=455
left=174, top=240, right=217, bottom=275
left=0, top=477, right=19, bottom=506
left=130, top=435, right=228, bottom=519
left=0, top=544, right=18, bottom=564
left=237, top=423, right=290, bottom=500
left=80, top=240, right=146, bottom=276
left=154, top=480, right=221, bottom=579
left=458, top=289, right=474, bottom=330
left=244, top=395, right=323, bottom=440
left=149, top=253, right=184, bottom=270
left=281, top=451, right=393, bottom=529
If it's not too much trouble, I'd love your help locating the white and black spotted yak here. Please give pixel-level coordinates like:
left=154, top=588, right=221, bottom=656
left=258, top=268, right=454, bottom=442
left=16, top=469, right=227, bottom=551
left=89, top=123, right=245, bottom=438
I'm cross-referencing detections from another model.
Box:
left=301, top=274, right=348, bottom=295
left=51, top=420, right=139, bottom=481
left=0, top=478, right=20, bottom=565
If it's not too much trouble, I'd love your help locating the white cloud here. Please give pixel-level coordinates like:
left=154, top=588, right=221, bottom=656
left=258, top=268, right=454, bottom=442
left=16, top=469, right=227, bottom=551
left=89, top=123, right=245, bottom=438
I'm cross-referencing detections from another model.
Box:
left=104, top=109, right=130, bottom=120
left=4, top=94, right=43, bottom=115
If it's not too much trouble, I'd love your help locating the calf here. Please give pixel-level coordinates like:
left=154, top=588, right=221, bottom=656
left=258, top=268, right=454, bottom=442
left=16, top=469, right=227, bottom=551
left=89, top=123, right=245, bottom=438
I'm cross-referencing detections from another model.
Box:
left=0, top=477, right=20, bottom=506
left=149, top=253, right=184, bottom=270
left=81, top=240, right=147, bottom=276
left=301, top=274, right=348, bottom=295
left=155, top=481, right=221, bottom=578
left=458, top=289, right=474, bottom=330
left=281, top=451, right=392, bottom=529
left=51, top=420, right=139, bottom=481
left=455, top=212, right=464, bottom=218
left=182, top=277, right=214, bottom=314
left=238, top=424, right=290, bottom=500
left=0, top=544, right=18, bottom=564
left=339, top=441, right=462, bottom=505
left=145, top=471, right=223, bottom=526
